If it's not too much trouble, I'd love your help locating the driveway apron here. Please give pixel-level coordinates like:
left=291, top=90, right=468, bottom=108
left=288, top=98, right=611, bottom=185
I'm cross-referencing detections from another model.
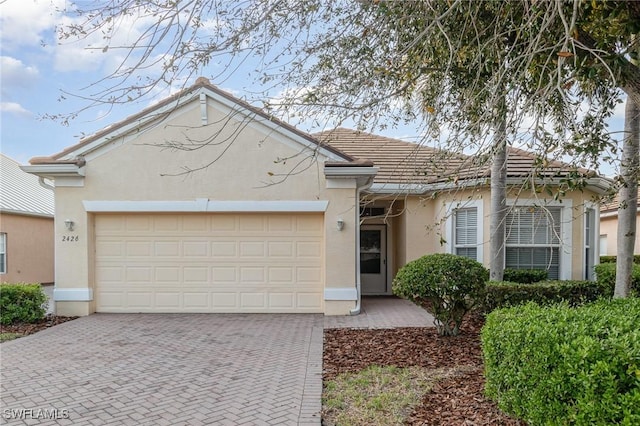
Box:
left=1, top=314, right=323, bottom=425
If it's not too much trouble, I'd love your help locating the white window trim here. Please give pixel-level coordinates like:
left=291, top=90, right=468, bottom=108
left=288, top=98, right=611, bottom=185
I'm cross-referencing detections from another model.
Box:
left=506, top=199, right=573, bottom=280
left=584, top=202, right=600, bottom=280
left=0, top=233, right=6, bottom=274
left=444, top=200, right=484, bottom=264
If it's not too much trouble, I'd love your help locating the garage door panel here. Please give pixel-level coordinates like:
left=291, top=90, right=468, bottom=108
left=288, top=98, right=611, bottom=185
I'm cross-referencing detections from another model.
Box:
left=184, top=241, right=209, bottom=257
left=268, top=241, right=294, bottom=257
left=212, top=267, right=237, bottom=282
left=126, top=216, right=152, bottom=231
left=212, top=293, right=237, bottom=308
left=127, top=292, right=153, bottom=309
left=95, top=213, right=324, bottom=313
left=239, top=241, right=266, bottom=257
left=268, top=215, right=295, bottom=232
left=183, top=267, right=209, bottom=283
left=297, top=241, right=322, bottom=257
left=269, top=293, right=295, bottom=309
left=96, top=240, right=124, bottom=257
left=211, top=215, right=237, bottom=231
left=155, top=267, right=180, bottom=282
left=240, top=267, right=265, bottom=283
left=126, top=267, right=152, bottom=283
left=126, top=241, right=152, bottom=257
left=212, top=241, right=237, bottom=257
left=268, top=267, right=294, bottom=283
left=297, top=267, right=322, bottom=283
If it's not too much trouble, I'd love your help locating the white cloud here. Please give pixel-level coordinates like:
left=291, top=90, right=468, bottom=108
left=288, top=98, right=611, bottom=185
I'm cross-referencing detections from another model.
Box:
left=0, top=0, right=66, bottom=49
left=0, top=56, right=39, bottom=87
left=53, top=11, right=167, bottom=74
left=1, top=102, right=32, bottom=117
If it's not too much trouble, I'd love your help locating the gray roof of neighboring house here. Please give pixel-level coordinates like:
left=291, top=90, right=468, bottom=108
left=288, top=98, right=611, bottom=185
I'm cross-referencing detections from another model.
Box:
left=0, top=154, right=54, bottom=217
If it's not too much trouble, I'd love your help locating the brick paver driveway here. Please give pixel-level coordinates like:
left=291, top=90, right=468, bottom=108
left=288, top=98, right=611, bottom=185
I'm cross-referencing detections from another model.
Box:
left=1, top=314, right=323, bottom=425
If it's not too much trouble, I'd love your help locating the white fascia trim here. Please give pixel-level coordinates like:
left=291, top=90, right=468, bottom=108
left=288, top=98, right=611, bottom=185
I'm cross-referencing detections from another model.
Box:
left=20, top=163, right=85, bottom=177
left=368, top=183, right=428, bottom=195
left=324, top=166, right=379, bottom=178
left=54, top=288, right=93, bottom=302
left=368, top=178, right=490, bottom=195
left=324, top=287, right=357, bottom=301
left=83, top=200, right=329, bottom=213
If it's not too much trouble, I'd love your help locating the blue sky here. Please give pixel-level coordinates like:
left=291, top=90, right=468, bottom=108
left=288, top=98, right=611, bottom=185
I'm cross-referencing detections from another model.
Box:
left=0, top=0, right=627, bottom=176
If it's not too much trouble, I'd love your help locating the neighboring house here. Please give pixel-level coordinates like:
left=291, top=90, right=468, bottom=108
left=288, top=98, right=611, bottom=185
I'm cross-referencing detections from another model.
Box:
left=0, top=154, right=55, bottom=284
left=23, top=78, right=609, bottom=317
left=599, top=189, right=640, bottom=256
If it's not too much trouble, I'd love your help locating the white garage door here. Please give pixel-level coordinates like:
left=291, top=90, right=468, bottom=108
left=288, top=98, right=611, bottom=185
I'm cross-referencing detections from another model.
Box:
left=94, top=213, right=324, bottom=313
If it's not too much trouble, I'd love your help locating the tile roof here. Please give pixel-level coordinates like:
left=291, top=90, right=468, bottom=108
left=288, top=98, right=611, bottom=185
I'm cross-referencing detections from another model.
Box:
left=1, top=154, right=54, bottom=217
left=601, top=188, right=640, bottom=213
left=316, top=128, right=599, bottom=186
left=316, top=128, right=470, bottom=184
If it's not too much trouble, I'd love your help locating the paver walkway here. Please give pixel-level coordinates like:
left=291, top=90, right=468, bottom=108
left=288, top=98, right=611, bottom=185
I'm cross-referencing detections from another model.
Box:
left=1, top=297, right=432, bottom=425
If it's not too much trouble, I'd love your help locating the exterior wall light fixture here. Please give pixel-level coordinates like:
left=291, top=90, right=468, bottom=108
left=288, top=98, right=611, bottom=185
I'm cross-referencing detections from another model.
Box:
left=64, top=219, right=75, bottom=231
left=336, top=218, right=345, bottom=231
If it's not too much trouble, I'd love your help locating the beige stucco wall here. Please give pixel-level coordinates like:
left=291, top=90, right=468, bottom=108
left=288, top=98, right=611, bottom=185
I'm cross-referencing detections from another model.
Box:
left=387, top=186, right=602, bottom=281
left=52, top=99, right=358, bottom=316
left=0, top=213, right=54, bottom=284
left=600, top=214, right=640, bottom=256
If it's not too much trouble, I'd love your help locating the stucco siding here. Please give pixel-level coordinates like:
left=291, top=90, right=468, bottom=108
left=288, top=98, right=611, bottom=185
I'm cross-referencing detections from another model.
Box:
left=50, top=99, right=358, bottom=315
left=0, top=213, right=54, bottom=284
left=600, top=214, right=640, bottom=256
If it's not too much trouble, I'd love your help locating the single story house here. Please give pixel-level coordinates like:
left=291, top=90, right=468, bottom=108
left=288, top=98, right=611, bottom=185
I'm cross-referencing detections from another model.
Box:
left=1, top=153, right=55, bottom=284
left=599, top=189, right=640, bottom=256
left=23, top=78, right=609, bottom=316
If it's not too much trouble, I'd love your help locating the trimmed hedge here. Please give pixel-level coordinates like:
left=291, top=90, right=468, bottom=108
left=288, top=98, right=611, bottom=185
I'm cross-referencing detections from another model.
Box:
left=600, top=255, right=640, bottom=264
left=595, top=262, right=640, bottom=296
left=482, top=299, right=640, bottom=425
left=393, top=253, right=488, bottom=336
left=483, top=280, right=611, bottom=312
left=0, top=283, right=47, bottom=325
left=502, top=268, right=548, bottom=284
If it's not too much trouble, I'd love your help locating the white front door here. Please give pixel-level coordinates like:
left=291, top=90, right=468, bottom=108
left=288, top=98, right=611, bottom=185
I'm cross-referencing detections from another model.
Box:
left=360, top=225, right=388, bottom=295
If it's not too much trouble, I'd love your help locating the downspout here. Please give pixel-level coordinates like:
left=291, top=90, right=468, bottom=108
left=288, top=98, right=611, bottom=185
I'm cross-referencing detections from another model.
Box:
left=350, top=175, right=376, bottom=315
left=38, top=177, right=54, bottom=190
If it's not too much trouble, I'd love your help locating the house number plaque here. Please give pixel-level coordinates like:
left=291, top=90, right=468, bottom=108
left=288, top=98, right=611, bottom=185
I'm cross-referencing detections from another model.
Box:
left=62, top=235, right=79, bottom=242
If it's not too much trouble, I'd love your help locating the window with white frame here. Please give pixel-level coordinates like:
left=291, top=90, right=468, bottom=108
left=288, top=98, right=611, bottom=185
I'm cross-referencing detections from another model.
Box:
left=505, top=206, right=561, bottom=279
left=0, top=233, right=6, bottom=274
left=454, top=207, right=478, bottom=260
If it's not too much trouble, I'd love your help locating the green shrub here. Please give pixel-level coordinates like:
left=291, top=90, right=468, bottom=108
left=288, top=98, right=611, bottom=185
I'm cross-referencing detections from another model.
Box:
left=392, top=253, right=488, bottom=336
left=0, top=283, right=47, bottom=325
left=482, top=299, right=640, bottom=425
left=483, top=280, right=611, bottom=312
left=595, top=262, right=640, bottom=296
left=600, top=255, right=640, bottom=264
left=502, top=268, right=548, bottom=284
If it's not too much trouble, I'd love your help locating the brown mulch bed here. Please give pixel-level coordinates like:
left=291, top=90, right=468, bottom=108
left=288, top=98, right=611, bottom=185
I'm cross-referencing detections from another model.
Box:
left=323, top=313, right=526, bottom=425
left=0, top=315, right=78, bottom=338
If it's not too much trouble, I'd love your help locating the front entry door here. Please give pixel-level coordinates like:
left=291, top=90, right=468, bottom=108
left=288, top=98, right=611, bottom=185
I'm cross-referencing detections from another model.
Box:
left=360, top=225, right=387, bottom=295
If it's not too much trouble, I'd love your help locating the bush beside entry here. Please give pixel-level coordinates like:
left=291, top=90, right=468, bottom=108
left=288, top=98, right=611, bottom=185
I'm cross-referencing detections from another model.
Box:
left=393, top=253, right=488, bottom=336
